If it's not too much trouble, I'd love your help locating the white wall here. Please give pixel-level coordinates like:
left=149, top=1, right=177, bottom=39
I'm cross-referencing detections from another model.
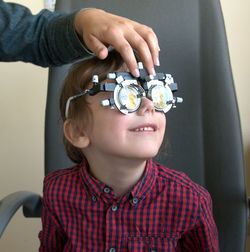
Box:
left=220, top=0, right=250, bottom=177
left=220, top=1, right=250, bottom=251
left=0, top=1, right=47, bottom=251
left=0, top=0, right=249, bottom=251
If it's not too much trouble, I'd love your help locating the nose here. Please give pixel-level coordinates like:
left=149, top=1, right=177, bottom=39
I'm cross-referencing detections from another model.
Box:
left=137, top=97, right=155, bottom=115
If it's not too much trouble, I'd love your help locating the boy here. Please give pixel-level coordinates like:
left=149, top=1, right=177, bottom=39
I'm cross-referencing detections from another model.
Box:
left=39, top=50, right=219, bottom=251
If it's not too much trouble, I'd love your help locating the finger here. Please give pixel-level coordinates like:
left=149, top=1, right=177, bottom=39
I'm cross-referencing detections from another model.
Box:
left=84, top=34, right=109, bottom=59
left=145, top=30, right=160, bottom=66
left=102, top=30, right=141, bottom=77
left=115, top=41, right=140, bottom=77
left=134, top=25, right=160, bottom=67
left=123, top=29, right=156, bottom=76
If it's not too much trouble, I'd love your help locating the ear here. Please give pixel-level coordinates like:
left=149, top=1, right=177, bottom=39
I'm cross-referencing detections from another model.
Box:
left=63, top=120, right=90, bottom=149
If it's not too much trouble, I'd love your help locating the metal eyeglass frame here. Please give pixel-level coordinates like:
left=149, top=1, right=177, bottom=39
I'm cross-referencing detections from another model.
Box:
left=65, top=62, right=183, bottom=118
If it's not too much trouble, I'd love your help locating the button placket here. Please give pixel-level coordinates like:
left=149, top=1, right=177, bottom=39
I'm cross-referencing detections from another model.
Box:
left=106, top=204, right=119, bottom=251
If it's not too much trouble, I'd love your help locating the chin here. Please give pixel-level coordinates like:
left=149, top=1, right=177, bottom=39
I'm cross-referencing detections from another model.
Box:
left=134, top=149, right=160, bottom=160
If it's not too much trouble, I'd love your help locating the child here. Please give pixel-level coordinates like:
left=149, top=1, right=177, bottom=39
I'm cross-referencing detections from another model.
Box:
left=39, top=50, right=219, bottom=251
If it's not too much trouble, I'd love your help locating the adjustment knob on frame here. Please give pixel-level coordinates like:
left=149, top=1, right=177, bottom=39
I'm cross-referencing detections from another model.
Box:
left=107, top=73, right=116, bottom=79
left=176, top=97, right=183, bottom=103
left=92, top=75, right=99, bottom=84
left=101, top=99, right=111, bottom=107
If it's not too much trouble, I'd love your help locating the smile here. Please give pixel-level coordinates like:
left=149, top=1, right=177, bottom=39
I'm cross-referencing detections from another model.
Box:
left=134, top=127, right=154, bottom=132
left=130, top=125, right=156, bottom=132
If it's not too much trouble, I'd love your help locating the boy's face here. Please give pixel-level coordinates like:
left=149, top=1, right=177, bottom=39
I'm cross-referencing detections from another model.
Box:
left=81, top=89, right=166, bottom=162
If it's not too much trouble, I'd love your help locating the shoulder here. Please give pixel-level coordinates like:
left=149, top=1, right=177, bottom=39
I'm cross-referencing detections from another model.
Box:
left=42, top=164, right=83, bottom=200
left=154, top=162, right=211, bottom=203
left=44, top=164, right=81, bottom=184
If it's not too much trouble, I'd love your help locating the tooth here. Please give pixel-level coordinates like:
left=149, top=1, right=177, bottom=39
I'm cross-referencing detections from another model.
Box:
left=133, top=126, right=155, bottom=132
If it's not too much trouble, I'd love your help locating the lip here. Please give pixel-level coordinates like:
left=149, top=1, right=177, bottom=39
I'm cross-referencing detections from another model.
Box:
left=129, top=123, right=157, bottom=132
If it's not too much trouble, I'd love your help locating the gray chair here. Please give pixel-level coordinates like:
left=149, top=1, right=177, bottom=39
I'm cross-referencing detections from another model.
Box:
left=0, top=0, right=248, bottom=251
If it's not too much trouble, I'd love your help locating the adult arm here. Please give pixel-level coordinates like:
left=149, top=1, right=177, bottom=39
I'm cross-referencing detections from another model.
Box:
left=0, top=0, right=88, bottom=66
left=0, top=1, right=160, bottom=75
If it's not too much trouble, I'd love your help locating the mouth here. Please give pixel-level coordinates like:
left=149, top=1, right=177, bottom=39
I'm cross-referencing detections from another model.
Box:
left=130, top=124, right=157, bottom=132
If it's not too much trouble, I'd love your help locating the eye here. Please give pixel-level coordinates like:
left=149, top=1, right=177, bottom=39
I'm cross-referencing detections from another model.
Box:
left=118, top=85, right=141, bottom=110
left=147, top=83, right=174, bottom=113
left=113, top=83, right=144, bottom=114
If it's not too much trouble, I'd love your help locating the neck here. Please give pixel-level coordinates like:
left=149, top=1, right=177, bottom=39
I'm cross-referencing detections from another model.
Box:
left=87, top=156, right=147, bottom=197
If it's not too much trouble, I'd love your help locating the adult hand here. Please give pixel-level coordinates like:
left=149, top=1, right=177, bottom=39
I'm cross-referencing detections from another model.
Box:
left=74, top=8, right=160, bottom=77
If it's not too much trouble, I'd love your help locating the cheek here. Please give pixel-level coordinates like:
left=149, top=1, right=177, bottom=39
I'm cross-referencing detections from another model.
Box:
left=159, top=113, right=167, bottom=131
left=90, top=109, right=126, bottom=136
left=105, top=115, right=130, bottom=135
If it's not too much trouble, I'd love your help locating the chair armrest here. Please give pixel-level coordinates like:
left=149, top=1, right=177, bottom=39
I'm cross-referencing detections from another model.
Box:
left=0, top=191, right=42, bottom=238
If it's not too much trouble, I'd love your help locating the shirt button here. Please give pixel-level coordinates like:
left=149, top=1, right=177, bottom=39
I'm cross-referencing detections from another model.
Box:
left=132, top=197, right=139, bottom=205
left=109, top=248, right=116, bottom=252
left=92, top=196, right=97, bottom=202
left=104, top=187, right=111, bottom=194
left=111, top=205, right=118, bottom=212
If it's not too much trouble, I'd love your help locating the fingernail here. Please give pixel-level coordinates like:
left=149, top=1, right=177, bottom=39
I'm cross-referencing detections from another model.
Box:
left=155, top=57, right=160, bottom=66
left=134, top=68, right=140, bottom=77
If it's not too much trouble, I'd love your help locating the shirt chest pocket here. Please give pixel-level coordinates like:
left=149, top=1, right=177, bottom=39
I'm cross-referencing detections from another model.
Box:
left=127, top=235, right=178, bottom=252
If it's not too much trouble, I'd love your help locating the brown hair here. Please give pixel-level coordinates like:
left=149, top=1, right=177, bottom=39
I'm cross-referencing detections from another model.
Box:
left=60, top=50, right=125, bottom=163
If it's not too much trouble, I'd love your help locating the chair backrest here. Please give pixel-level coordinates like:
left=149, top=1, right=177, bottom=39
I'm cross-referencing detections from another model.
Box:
left=45, top=1, right=248, bottom=251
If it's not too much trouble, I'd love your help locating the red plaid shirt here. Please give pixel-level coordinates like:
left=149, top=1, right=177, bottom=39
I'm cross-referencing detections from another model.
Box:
left=39, top=159, right=219, bottom=251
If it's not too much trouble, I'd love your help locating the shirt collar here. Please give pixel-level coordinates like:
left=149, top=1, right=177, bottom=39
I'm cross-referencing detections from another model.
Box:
left=130, top=159, right=157, bottom=200
left=80, top=159, right=157, bottom=203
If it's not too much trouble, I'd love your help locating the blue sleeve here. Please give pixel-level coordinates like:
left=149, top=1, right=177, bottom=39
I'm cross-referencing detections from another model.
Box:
left=0, top=0, right=89, bottom=66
